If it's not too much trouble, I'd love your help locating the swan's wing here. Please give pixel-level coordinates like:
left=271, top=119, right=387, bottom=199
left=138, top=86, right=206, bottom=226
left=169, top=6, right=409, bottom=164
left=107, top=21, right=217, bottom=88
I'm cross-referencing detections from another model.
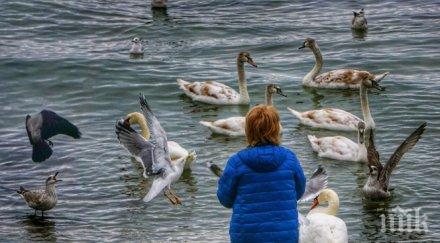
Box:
left=40, top=110, right=81, bottom=140
left=299, top=165, right=328, bottom=202
left=115, top=119, right=155, bottom=172
left=139, top=93, right=172, bottom=172
left=379, top=122, right=427, bottom=189
left=367, top=129, right=383, bottom=172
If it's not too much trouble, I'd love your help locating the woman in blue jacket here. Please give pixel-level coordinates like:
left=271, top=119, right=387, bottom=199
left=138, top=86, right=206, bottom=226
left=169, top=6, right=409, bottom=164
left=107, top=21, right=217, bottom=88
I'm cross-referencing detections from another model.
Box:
left=217, top=105, right=306, bottom=243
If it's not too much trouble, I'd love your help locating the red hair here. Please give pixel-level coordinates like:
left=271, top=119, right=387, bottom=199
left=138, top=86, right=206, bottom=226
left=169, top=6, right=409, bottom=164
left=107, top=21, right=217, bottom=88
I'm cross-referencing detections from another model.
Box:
left=245, top=105, right=281, bottom=146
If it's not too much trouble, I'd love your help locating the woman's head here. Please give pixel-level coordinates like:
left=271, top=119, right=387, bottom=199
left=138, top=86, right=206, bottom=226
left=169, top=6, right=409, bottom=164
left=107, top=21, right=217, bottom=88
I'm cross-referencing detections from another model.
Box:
left=245, top=105, right=281, bottom=146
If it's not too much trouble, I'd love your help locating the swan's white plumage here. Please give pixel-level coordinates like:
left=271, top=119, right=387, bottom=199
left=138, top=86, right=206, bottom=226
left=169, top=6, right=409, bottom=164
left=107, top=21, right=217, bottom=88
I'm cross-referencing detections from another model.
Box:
left=308, top=135, right=367, bottom=162
left=199, top=117, right=245, bottom=136
left=288, top=107, right=361, bottom=131
left=300, top=213, right=348, bottom=243
left=167, top=141, right=196, bottom=169
left=177, top=79, right=242, bottom=105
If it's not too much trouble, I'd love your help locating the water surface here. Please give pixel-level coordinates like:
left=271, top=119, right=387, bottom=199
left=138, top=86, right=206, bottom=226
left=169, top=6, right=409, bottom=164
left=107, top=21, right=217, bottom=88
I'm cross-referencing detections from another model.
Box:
left=0, top=0, right=439, bottom=241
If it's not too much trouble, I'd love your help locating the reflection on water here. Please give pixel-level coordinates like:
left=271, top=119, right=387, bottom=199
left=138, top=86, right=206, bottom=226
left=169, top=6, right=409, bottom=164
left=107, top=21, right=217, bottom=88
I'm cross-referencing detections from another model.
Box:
left=21, top=216, right=57, bottom=241
left=352, top=29, right=368, bottom=40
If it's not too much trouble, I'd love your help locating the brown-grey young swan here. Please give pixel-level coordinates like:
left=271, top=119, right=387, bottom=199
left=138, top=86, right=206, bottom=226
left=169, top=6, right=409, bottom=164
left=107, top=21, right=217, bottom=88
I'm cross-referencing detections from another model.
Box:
left=299, top=38, right=388, bottom=89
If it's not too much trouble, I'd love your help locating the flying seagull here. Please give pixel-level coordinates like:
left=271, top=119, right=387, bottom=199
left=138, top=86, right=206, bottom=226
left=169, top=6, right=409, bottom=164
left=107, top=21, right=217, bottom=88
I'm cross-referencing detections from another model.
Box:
left=26, top=110, right=81, bottom=162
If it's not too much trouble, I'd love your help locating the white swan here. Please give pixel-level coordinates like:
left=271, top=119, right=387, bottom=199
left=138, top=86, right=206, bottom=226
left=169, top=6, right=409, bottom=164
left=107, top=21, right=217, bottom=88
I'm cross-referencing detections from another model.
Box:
left=199, top=84, right=286, bottom=136
left=352, top=9, right=368, bottom=30
left=300, top=189, right=348, bottom=243
left=288, top=78, right=384, bottom=131
left=308, top=121, right=367, bottom=162
left=299, top=38, right=389, bottom=89
left=177, top=51, right=257, bottom=105
left=118, top=112, right=196, bottom=169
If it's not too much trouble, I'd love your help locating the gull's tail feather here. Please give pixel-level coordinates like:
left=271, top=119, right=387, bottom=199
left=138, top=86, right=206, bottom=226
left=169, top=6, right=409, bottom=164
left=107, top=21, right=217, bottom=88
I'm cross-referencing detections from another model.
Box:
left=32, top=140, right=53, bottom=162
left=143, top=177, right=169, bottom=203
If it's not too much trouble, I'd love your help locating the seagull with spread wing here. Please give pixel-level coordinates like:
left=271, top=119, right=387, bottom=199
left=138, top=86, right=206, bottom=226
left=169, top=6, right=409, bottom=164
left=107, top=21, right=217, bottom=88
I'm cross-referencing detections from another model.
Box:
left=362, top=122, right=427, bottom=199
left=26, top=110, right=81, bottom=162
left=116, top=94, right=185, bottom=205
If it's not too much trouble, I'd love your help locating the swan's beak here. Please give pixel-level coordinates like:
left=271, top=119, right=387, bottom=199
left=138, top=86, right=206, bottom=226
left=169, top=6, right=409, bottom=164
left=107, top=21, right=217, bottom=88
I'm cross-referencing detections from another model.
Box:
left=310, top=198, right=319, bottom=210
left=247, top=58, right=257, bottom=68
left=276, top=88, right=287, bottom=97
left=298, top=43, right=306, bottom=49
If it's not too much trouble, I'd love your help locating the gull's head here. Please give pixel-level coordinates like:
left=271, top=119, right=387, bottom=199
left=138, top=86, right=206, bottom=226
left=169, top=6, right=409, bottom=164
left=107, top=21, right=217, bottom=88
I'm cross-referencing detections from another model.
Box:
left=299, top=38, right=316, bottom=50
left=368, top=166, right=378, bottom=176
left=267, top=84, right=286, bottom=97
left=46, top=172, right=62, bottom=186
left=353, top=8, right=365, bottom=18
left=132, top=37, right=141, bottom=44
left=237, top=51, right=257, bottom=68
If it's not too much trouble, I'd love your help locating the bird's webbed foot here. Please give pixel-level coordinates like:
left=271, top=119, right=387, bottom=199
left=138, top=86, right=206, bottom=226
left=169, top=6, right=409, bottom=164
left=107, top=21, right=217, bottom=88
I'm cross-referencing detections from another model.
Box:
left=164, top=188, right=182, bottom=205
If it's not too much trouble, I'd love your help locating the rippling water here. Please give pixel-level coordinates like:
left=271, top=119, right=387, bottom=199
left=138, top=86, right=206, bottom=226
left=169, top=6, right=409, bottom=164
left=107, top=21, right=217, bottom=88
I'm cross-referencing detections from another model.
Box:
left=1, top=0, right=439, bottom=241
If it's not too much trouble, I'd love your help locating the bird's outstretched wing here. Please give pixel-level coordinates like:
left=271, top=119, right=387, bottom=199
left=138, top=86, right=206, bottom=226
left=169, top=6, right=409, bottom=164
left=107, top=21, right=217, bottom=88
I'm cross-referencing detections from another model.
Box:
left=379, top=122, right=427, bottom=189
left=367, top=128, right=383, bottom=174
left=138, top=94, right=171, bottom=173
left=115, top=119, right=156, bottom=175
left=40, top=110, right=81, bottom=140
left=299, top=165, right=328, bottom=202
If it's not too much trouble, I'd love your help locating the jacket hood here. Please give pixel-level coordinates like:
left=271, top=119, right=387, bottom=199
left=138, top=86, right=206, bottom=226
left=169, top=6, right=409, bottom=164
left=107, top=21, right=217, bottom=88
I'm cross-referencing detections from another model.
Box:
left=237, top=145, right=287, bottom=172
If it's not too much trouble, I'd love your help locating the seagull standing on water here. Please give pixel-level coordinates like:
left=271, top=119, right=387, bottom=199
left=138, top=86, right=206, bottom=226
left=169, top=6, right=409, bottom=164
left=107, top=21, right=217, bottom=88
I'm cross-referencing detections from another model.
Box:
left=17, top=172, right=62, bottom=217
left=115, top=94, right=185, bottom=205
left=26, top=110, right=81, bottom=162
left=129, top=37, right=143, bottom=55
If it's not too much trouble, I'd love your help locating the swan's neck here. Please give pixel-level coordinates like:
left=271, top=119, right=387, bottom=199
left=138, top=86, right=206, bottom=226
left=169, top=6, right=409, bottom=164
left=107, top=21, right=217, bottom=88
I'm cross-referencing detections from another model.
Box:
left=127, top=112, right=150, bottom=139
left=303, top=44, right=323, bottom=83
left=265, top=89, right=273, bottom=106
left=326, top=196, right=340, bottom=216
left=360, top=84, right=374, bottom=129
left=237, top=61, right=249, bottom=104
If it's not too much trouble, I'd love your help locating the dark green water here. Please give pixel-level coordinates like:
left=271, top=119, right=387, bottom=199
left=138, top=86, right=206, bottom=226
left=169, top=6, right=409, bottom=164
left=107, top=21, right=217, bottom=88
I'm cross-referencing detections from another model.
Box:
left=0, top=0, right=439, bottom=241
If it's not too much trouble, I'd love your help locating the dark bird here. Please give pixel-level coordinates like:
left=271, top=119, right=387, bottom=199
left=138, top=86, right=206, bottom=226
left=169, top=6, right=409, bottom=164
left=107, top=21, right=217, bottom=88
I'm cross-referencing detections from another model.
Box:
left=17, top=172, right=62, bottom=217
left=362, top=122, right=427, bottom=199
left=26, top=110, right=81, bottom=162
left=207, top=161, right=223, bottom=177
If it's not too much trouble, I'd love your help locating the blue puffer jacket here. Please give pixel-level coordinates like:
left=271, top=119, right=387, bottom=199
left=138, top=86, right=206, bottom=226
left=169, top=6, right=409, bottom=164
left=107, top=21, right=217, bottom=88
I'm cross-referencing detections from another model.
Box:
left=217, top=145, right=306, bottom=243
